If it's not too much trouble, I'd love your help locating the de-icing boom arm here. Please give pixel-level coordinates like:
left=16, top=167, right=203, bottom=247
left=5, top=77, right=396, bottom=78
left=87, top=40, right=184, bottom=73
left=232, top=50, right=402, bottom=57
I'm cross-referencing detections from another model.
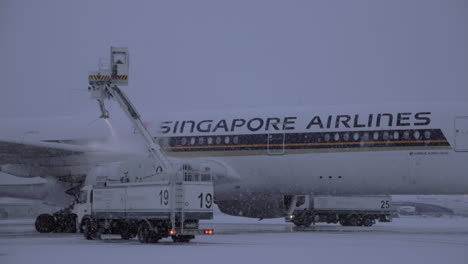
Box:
left=87, top=47, right=171, bottom=175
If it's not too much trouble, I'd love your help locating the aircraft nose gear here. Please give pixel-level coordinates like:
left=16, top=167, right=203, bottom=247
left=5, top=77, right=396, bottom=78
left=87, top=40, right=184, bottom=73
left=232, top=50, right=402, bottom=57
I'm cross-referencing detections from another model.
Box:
left=35, top=210, right=77, bottom=233
left=35, top=214, right=56, bottom=233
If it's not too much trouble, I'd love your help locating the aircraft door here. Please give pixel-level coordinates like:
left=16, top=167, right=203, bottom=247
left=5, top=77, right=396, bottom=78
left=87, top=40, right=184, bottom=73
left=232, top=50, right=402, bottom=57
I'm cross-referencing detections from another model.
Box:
left=267, top=133, right=285, bottom=155
left=454, top=117, right=468, bottom=151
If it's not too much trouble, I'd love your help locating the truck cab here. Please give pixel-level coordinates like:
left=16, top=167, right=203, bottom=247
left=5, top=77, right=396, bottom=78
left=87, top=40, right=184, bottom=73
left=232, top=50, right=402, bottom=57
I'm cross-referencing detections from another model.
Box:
left=72, top=185, right=92, bottom=232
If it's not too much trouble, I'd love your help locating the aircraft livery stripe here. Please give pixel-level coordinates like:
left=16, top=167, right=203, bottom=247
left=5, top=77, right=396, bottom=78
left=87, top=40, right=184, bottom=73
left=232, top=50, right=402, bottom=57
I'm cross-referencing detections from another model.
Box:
left=162, top=128, right=450, bottom=153
left=167, top=140, right=448, bottom=150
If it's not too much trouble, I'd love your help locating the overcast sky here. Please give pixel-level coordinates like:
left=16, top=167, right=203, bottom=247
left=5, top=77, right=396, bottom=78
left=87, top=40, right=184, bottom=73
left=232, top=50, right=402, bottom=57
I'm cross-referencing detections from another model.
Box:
left=1, top=0, right=467, bottom=119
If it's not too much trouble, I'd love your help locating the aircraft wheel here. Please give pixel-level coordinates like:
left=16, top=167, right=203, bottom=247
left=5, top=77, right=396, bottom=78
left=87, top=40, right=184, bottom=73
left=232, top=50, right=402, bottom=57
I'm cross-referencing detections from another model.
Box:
left=35, top=214, right=56, bottom=233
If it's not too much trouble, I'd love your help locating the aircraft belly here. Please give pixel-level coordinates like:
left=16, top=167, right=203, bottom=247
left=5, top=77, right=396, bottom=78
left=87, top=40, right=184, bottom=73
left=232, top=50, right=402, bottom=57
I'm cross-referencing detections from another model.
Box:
left=214, top=150, right=468, bottom=196
left=409, top=151, right=468, bottom=194
left=215, top=152, right=408, bottom=195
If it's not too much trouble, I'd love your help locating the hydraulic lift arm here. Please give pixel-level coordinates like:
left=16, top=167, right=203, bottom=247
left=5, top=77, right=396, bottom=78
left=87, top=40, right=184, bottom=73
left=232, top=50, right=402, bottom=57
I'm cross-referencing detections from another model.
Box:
left=87, top=47, right=170, bottom=174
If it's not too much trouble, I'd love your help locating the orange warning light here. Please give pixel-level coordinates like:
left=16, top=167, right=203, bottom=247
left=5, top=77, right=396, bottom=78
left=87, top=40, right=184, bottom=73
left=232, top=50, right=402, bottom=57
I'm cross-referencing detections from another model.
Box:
left=204, top=229, right=214, bottom=235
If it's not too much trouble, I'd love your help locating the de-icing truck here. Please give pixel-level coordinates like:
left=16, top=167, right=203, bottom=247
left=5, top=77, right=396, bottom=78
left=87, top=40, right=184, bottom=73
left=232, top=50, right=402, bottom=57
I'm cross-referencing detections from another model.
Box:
left=75, top=164, right=214, bottom=243
left=78, top=47, right=215, bottom=243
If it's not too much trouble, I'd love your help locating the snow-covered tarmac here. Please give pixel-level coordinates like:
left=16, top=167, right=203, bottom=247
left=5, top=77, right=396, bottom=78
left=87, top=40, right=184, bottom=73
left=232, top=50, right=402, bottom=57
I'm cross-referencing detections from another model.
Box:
left=1, top=216, right=467, bottom=264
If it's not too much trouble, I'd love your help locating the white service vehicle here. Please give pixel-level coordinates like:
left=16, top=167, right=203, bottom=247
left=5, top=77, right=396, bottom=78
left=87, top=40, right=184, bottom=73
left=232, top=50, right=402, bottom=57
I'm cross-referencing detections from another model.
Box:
left=74, top=168, right=214, bottom=243
left=285, top=195, right=393, bottom=227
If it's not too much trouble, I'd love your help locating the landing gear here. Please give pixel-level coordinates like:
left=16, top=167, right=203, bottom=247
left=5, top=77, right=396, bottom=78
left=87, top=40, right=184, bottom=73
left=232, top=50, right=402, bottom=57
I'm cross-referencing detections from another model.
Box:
left=35, top=208, right=78, bottom=234
left=35, top=214, right=56, bottom=233
left=34, top=211, right=77, bottom=233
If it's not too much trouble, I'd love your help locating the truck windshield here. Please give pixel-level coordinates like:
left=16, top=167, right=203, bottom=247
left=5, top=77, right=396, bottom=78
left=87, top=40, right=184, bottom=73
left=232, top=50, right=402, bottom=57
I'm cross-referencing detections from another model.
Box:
left=78, top=191, right=87, bottom=203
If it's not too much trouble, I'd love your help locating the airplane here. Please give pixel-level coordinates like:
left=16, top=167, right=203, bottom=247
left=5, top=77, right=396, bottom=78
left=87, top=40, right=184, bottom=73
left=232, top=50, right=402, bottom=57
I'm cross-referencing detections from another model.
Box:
left=1, top=102, right=468, bottom=232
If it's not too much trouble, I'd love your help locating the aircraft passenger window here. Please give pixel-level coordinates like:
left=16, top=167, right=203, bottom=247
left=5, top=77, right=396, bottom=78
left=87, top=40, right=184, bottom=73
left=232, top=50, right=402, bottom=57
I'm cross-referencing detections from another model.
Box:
left=353, top=132, right=359, bottom=141
left=216, top=137, right=222, bottom=145
left=343, top=133, right=350, bottom=141
left=393, top=131, right=400, bottom=140
left=414, top=131, right=421, bottom=140
left=403, top=131, right=410, bottom=140
left=373, top=132, right=379, bottom=141
left=334, top=133, right=340, bottom=141
left=190, top=137, right=196, bottom=145
left=181, top=137, right=187, bottom=146
left=199, top=137, right=205, bottom=145
left=225, top=136, right=230, bottom=144
left=383, top=131, right=390, bottom=140
left=424, top=131, right=431, bottom=139
left=363, top=132, right=369, bottom=141
left=324, top=134, right=330, bottom=142
left=207, top=137, right=213, bottom=145
left=233, top=136, right=239, bottom=144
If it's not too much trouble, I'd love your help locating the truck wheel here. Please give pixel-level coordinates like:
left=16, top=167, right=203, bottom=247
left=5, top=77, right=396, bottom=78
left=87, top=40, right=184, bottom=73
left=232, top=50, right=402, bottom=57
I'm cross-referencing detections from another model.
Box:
left=148, top=226, right=161, bottom=243
left=293, top=220, right=312, bottom=227
left=292, top=217, right=312, bottom=227
left=339, top=217, right=348, bottom=226
left=81, top=219, right=94, bottom=240
left=348, top=215, right=360, bottom=226
left=35, top=214, right=56, bottom=233
left=138, top=222, right=152, bottom=243
left=362, top=217, right=374, bottom=227
left=172, top=235, right=194, bottom=243
left=82, top=219, right=98, bottom=240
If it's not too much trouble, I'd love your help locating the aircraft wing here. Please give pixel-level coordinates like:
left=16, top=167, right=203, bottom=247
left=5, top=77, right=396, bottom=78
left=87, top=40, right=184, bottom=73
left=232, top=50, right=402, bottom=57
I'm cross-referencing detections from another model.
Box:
left=0, top=138, right=137, bottom=183
left=0, top=138, right=99, bottom=165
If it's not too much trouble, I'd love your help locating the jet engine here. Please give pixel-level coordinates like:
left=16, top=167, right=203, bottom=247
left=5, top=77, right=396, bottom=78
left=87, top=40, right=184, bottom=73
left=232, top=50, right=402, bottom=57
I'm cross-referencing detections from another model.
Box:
left=216, top=194, right=287, bottom=219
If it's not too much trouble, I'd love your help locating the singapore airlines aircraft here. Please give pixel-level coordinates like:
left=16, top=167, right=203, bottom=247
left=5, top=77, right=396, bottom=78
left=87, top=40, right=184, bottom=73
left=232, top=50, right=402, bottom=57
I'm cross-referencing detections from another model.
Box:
left=1, top=103, right=468, bottom=221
